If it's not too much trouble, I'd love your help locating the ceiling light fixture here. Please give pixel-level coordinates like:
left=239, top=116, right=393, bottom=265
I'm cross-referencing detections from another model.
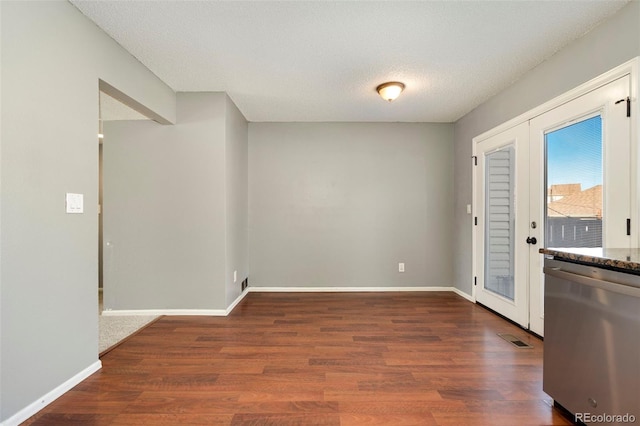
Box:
left=376, top=81, right=405, bottom=102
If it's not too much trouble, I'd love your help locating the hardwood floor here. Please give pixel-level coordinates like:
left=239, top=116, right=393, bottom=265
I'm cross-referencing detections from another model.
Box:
left=24, top=292, right=572, bottom=425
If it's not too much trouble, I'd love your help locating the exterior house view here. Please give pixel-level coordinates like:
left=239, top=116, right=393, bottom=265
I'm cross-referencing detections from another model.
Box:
left=547, top=184, right=603, bottom=247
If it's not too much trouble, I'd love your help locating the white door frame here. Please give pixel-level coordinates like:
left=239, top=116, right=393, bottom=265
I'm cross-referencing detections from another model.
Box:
left=527, top=75, right=632, bottom=335
left=472, top=58, right=638, bottom=328
left=474, top=123, right=530, bottom=328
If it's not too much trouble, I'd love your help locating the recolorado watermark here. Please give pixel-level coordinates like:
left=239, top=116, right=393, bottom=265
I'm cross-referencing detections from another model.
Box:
left=575, top=412, right=636, bottom=424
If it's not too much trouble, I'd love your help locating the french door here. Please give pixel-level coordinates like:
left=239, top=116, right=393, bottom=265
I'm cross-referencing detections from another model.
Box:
left=474, top=75, right=632, bottom=335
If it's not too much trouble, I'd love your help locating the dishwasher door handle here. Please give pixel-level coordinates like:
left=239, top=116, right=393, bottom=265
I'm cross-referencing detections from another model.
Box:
left=544, top=267, right=640, bottom=298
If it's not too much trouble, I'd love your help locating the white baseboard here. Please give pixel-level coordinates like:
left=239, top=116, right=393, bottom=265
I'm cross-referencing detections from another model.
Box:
left=99, top=290, right=250, bottom=317
left=100, top=288, right=466, bottom=317
left=99, top=288, right=474, bottom=317
left=248, top=286, right=458, bottom=293
left=101, top=309, right=227, bottom=316
left=225, top=289, right=250, bottom=314
left=247, top=286, right=475, bottom=302
left=1, top=360, right=102, bottom=426
left=451, top=287, right=474, bottom=302
left=99, top=287, right=472, bottom=319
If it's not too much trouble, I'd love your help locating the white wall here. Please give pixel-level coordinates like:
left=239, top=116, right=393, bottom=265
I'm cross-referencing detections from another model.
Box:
left=0, top=1, right=175, bottom=422
left=453, top=1, right=640, bottom=295
left=249, top=122, right=454, bottom=288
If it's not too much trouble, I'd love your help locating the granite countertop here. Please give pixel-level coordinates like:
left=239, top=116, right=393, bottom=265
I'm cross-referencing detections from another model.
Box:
left=539, top=247, right=640, bottom=274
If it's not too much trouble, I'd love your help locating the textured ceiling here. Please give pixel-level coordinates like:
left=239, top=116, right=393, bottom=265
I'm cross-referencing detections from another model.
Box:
left=72, top=1, right=629, bottom=123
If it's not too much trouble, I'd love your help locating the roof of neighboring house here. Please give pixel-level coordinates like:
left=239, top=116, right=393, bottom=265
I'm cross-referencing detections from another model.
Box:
left=547, top=183, right=582, bottom=197
left=547, top=185, right=602, bottom=218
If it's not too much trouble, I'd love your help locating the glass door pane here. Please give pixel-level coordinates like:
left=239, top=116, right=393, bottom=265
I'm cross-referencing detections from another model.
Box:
left=484, top=146, right=515, bottom=301
left=545, top=115, right=603, bottom=249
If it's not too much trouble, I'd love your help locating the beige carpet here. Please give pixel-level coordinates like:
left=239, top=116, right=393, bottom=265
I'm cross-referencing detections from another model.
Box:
left=98, top=290, right=159, bottom=353
left=99, top=314, right=159, bottom=353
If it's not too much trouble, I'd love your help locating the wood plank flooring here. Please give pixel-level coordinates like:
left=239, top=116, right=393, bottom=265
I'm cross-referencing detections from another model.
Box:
left=24, top=292, right=572, bottom=425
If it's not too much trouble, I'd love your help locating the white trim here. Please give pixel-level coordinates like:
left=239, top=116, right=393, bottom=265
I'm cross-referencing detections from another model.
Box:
left=101, top=309, right=227, bottom=316
left=100, top=287, right=469, bottom=317
left=248, top=286, right=459, bottom=293
left=1, top=361, right=102, bottom=426
left=99, top=290, right=250, bottom=317
left=248, top=286, right=475, bottom=302
left=473, top=57, right=638, bottom=143
left=632, top=59, right=640, bottom=248
left=451, top=287, right=475, bottom=302
left=225, top=289, right=250, bottom=315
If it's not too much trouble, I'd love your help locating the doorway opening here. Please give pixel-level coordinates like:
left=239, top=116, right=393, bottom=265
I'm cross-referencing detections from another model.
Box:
left=98, top=89, right=158, bottom=354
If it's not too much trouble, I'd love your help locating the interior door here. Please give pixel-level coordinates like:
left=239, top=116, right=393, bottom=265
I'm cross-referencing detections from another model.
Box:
left=474, top=122, right=530, bottom=328
left=528, top=75, right=631, bottom=335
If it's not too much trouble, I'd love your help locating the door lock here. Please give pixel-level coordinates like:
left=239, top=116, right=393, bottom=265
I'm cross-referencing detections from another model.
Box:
left=526, top=236, right=537, bottom=245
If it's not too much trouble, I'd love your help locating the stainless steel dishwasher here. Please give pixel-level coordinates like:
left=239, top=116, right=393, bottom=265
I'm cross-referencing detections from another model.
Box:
left=543, top=258, right=640, bottom=422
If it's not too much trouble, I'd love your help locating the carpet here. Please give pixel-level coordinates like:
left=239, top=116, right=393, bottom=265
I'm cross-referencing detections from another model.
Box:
left=99, top=314, right=159, bottom=354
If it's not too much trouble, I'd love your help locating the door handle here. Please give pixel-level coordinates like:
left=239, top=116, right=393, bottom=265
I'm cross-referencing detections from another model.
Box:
left=526, top=237, right=537, bottom=245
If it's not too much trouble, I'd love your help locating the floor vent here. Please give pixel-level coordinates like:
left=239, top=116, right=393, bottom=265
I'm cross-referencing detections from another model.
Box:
left=498, top=333, right=533, bottom=348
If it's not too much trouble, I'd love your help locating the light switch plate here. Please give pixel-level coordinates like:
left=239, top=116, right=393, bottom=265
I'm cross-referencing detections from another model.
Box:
left=66, top=193, right=84, bottom=214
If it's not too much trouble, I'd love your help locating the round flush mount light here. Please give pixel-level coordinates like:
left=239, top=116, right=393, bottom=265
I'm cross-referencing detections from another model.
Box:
left=376, top=81, right=405, bottom=102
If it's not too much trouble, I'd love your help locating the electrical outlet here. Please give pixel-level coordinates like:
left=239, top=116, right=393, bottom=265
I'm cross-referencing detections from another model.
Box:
left=398, top=262, right=405, bottom=273
left=233, top=270, right=237, bottom=283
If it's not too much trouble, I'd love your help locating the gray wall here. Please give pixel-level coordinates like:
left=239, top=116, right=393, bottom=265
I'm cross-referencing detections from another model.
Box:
left=103, top=94, right=225, bottom=310
left=103, top=93, right=248, bottom=311
left=249, top=123, right=454, bottom=288
left=0, top=1, right=175, bottom=421
left=225, top=97, right=249, bottom=305
left=453, top=1, right=640, bottom=295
